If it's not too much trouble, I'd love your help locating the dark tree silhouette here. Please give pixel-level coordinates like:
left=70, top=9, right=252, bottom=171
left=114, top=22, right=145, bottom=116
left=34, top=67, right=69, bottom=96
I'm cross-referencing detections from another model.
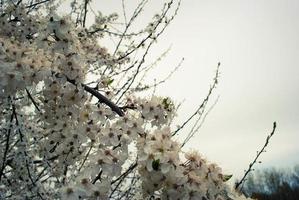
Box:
left=242, top=165, right=299, bottom=200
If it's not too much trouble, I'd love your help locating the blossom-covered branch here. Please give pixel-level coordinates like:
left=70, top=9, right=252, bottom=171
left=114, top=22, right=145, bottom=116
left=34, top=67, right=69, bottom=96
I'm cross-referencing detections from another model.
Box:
left=62, top=73, right=125, bottom=116
left=0, top=1, right=258, bottom=199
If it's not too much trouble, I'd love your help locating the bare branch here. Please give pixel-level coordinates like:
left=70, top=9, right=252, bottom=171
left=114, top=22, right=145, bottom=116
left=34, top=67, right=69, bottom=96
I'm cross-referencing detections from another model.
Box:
left=235, top=122, right=277, bottom=190
left=172, top=62, right=220, bottom=136
left=25, top=0, right=51, bottom=9
left=0, top=105, right=14, bottom=182
left=115, top=0, right=176, bottom=61
left=82, top=0, right=89, bottom=28
left=114, top=1, right=180, bottom=103
left=109, top=161, right=138, bottom=198
left=112, top=0, right=148, bottom=57
left=181, top=95, right=219, bottom=147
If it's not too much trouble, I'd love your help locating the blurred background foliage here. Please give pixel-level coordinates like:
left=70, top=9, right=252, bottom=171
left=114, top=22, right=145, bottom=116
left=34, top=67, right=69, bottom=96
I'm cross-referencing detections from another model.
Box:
left=241, top=164, right=299, bottom=200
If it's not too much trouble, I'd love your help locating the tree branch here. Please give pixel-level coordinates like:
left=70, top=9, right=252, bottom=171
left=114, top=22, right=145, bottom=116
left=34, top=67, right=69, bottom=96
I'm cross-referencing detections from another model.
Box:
left=54, top=72, right=124, bottom=116
left=235, top=122, right=277, bottom=190
left=0, top=105, right=14, bottom=182
left=172, top=62, right=220, bottom=136
left=25, top=88, right=40, bottom=112
left=82, top=0, right=89, bottom=28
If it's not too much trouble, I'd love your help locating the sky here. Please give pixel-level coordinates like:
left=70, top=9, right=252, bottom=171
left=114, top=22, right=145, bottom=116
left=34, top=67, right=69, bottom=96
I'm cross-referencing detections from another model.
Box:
left=90, top=0, right=299, bottom=180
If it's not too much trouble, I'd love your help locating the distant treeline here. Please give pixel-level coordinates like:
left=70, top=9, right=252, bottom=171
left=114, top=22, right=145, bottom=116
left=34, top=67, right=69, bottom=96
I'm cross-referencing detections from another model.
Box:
left=241, top=165, right=299, bottom=200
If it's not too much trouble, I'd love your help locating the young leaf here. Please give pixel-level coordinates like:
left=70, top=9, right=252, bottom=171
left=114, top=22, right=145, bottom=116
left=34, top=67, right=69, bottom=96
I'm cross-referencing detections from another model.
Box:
left=152, top=159, right=160, bottom=171
left=223, top=174, right=233, bottom=182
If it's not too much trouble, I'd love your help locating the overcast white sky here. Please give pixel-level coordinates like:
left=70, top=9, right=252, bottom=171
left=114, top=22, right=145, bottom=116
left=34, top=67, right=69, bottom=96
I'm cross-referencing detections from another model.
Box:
left=91, top=0, right=299, bottom=180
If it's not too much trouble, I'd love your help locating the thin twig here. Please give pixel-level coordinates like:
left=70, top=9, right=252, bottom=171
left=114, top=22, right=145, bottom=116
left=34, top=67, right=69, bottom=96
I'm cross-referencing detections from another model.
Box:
left=13, top=104, right=45, bottom=199
left=25, top=0, right=51, bottom=8
left=121, top=0, right=128, bottom=26
left=115, top=0, right=175, bottom=61
left=112, top=0, right=148, bottom=57
left=78, top=144, right=93, bottom=172
left=181, top=96, right=219, bottom=147
left=111, top=161, right=137, bottom=185
left=114, top=1, right=180, bottom=103
left=136, top=57, right=184, bottom=91
left=109, top=161, right=138, bottom=198
left=0, top=105, right=14, bottom=182
left=172, top=62, right=220, bottom=136
left=235, top=122, right=277, bottom=190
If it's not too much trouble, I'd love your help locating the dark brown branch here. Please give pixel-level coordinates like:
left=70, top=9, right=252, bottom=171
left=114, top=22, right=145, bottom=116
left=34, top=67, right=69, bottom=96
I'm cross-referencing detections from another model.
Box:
left=119, top=105, right=137, bottom=110
left=12, top=104, right=23, bottom=142
left=12, top=104, right=45, bottom=199
left=0, top=106, right=14, bottom=182
left=92, top=170, right=102, bottom=184
left=16, top=0, right=22, bottom=6
left=82, top=0, right=89, bottom=28
left=111, top=161, right=137, bottom=185
left=53, top=72, right=124, bottom=116
left=25, top=155, right=45, bottom=199
left=25, top=0, right=51, bottom=9
left=235, top=122, right=277, bottom=190
left=109, top=162, right=138, bottom=198
left=88, top=28, right=144, bottom=37
left=32, top=155, right=59, bottom=164
left=25, top=88, right=40, bottom=112
left=82, top=82, right=124, bottom=116
left=119, top=174, right=139, bottom=199
left=78, top=144, right=93, bottom=172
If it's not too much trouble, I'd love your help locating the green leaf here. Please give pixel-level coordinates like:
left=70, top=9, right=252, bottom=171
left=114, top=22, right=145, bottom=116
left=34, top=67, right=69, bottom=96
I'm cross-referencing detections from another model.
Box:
left=107, top=79, right=114, bottom=85
left=152, top=159, right=160, bottom=171
left=223, top=174, right=233, bottom=182
left=162, top=97, right=170, bottom=109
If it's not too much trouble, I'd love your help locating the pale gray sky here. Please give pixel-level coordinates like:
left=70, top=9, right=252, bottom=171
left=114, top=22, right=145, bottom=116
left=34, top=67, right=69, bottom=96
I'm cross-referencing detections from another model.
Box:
left=92, top=0, right=299, bottom=180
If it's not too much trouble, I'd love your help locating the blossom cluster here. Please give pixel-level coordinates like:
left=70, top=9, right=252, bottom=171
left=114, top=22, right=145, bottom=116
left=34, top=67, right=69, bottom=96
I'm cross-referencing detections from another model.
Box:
left=137, top=127, right=248, bottom=200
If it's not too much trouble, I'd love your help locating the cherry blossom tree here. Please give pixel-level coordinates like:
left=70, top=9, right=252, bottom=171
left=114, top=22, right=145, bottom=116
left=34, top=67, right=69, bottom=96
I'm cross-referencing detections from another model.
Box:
left=0, top=0, right=253, bottom=199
